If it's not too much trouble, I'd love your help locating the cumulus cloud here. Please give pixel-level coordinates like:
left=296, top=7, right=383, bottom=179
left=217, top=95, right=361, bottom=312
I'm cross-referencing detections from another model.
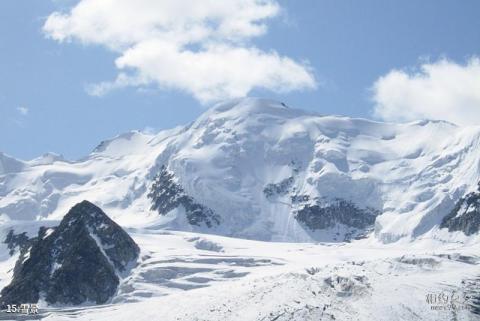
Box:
left=372, top=58, right=480, bottom=126
left=43, top=0, right=316, bottom=103
left=17, top=106, right=29, bottom=116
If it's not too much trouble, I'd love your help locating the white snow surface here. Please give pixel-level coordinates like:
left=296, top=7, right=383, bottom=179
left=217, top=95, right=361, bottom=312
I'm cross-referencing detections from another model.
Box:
left=1, top=97, right=480, bottom=243
left=11, top=230, right=479, bottom=321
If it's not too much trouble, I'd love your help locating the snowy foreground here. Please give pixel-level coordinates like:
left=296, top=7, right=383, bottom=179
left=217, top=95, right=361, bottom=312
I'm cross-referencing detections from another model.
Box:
left=0, top=229, right=474, bottom=321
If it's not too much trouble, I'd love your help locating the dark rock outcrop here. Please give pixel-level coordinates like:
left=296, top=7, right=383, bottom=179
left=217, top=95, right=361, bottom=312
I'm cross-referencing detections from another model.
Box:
left=148, top=165, right=220, bottom=228
left=0, top=200, right=139, bottom=307
left=263, top=177, right=294, bottom=199
left=295, top=198, right=379, bottom=241
left=263, top=162, right=300, bottom=200
left=441, top=182, right=480, bottom=236
left=3, top=230, right=31, bottom=256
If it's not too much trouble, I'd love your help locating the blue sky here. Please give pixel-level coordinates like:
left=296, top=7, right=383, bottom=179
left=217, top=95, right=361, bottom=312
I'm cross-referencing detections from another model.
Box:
left=1, top=0, right=479, bottom=160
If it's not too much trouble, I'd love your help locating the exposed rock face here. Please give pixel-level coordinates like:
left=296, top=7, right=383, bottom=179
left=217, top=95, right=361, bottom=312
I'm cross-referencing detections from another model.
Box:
left=0, top=201, right=139, bottom=306
left=148, top=165, right=221, bottom=228
left=441, top=182, right=480, bottom=236
left=3, top=230, right=31, bottom=256
left=263, top=177, right=294, bottom=199
left=262, top=169, right=379, bottom=241
left=295, top=199, right=379, bottom=241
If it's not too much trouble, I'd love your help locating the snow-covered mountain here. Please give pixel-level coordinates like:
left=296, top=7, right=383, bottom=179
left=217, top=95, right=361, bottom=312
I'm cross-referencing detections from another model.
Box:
left=1, top=98, right=480, bottom=244
left=1, top=98, right=479, bottom=320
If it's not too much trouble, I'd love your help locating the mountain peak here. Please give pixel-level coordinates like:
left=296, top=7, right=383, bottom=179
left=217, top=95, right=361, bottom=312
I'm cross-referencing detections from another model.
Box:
left=91, top=130, right=153, bottom=157
left=188, top=97, right=310, bottom=136
left=0, top=201, right=139, bottom=306
left=58, top=200, right=140, bottom=271
left=66, top=200, right=105, bottom=219
left=60, top=200, right=113, bottom=228
left=205, top=97, right=307, bottom=119
left=28, top=152, right=65, bottom=166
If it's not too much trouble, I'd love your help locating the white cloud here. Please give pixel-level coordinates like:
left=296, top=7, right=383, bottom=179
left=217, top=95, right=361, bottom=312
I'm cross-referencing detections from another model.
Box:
left=17, top=106, right=29, bottom=116
left=43, top=0, right=316, bottom=103
left=372, top=57, right=480, bottom=126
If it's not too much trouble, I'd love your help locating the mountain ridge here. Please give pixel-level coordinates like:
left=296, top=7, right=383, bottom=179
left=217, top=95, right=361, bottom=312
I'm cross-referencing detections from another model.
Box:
left=1, top=98, right=479, bottom=244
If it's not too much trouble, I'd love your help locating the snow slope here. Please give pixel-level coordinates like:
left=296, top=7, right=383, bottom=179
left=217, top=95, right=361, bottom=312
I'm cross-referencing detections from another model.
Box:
left=6, top=230, right=476, bottom=321
left=1, top=98, right=480, bottom=243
